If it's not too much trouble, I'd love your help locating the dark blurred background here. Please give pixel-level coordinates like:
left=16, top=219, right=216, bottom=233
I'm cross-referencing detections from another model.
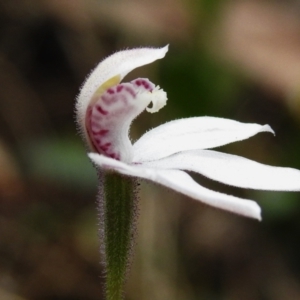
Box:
left=1, top=0, right=300, bottom=299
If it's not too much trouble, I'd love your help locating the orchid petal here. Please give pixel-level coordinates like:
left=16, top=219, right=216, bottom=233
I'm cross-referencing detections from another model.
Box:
left=143, top=150, right=300, bottom=191
left=133, top=117, right=273, bottom=162
left=88, top=153, right=261, bottom=220
left=76, top=46, right=168, bottom=137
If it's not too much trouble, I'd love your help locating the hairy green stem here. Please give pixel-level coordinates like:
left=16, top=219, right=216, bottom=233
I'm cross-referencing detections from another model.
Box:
left=98, top=171, right=138, bottom=300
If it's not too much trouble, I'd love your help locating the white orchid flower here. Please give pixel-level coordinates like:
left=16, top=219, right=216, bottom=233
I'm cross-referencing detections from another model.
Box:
left=76, top=45, right=300, bottom=221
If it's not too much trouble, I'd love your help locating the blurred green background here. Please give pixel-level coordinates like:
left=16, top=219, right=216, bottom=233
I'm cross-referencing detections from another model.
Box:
left=1, top=0, right=300, bottom=299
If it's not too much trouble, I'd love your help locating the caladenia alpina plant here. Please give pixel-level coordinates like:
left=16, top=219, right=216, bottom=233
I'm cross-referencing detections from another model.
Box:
left=76, top=45, right=300, bottom=299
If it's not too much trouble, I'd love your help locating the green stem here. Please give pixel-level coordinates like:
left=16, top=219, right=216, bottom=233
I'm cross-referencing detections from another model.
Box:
left=98, top=171, right=138, bottom=300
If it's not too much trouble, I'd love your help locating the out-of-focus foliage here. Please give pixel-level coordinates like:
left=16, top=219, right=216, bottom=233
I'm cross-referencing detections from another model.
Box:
left=1, top=0, right=300, bottom=299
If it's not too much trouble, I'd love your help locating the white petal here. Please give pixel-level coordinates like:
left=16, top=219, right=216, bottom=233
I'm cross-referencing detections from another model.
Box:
left=76, top=46, right=168, bottom=136
left=88, top=152, right=160, bottom=180
left=148, top=169, right=261, bottom=220
left=143, top=150, right=300, bottom=191
left=133, top=117, right=273, bottom=162
left=88, top=153, right=261, bottom=220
